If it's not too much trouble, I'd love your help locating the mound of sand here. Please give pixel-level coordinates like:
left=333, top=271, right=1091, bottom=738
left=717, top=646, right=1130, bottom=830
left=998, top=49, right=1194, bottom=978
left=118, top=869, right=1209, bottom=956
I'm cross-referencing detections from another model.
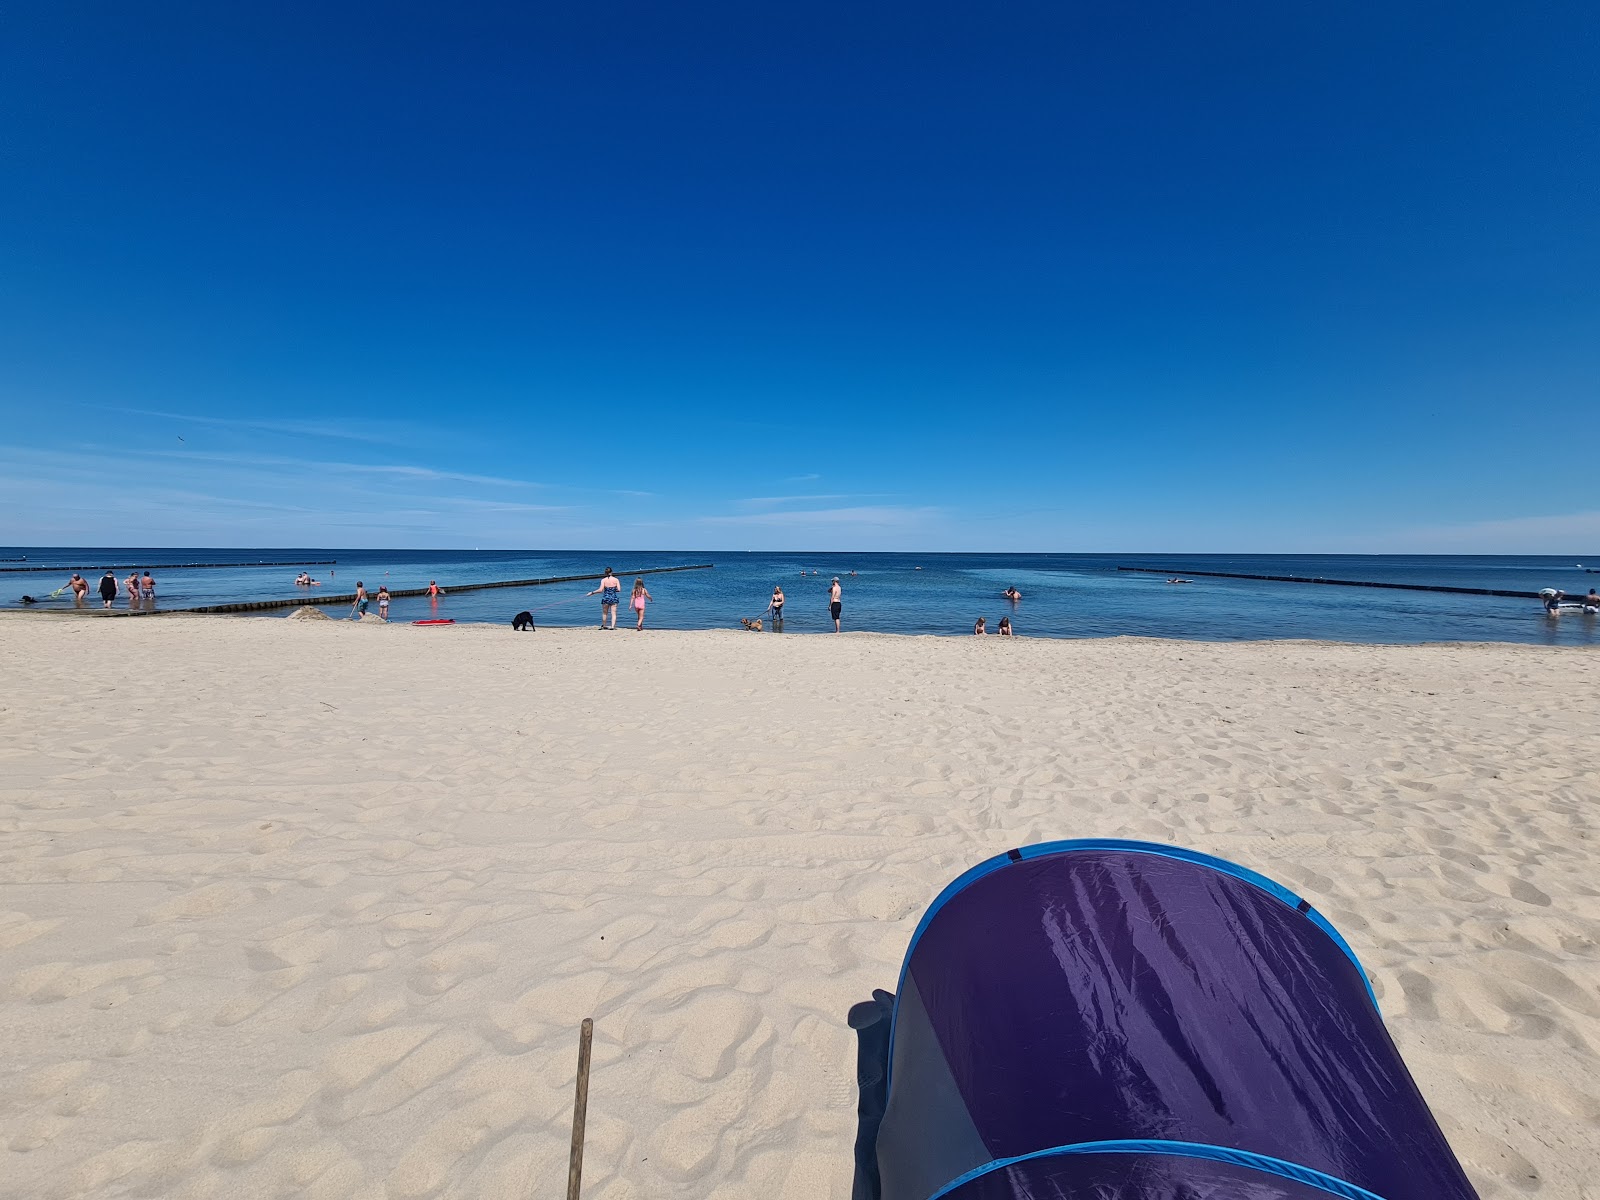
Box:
left=284, top=605, right=331, bottom=621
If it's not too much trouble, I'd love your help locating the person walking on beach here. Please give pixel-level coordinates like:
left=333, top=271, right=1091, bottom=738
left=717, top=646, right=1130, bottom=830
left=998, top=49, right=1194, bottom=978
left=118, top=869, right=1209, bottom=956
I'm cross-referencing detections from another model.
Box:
left=352, top=581, right=369, bottom=620
left=98, top=570, right=117, bottom=609
left=140, top=572, right=155, bottom=606
left=66, top=573, right=88, bottom=608
left=630, top=578, right=653, bottom=630
left=829, top=576, right=843, bottom=633
left=588, top=568, right=621, bottom=629
left=770, top=584, right=784, bottom=628
left=377, top=585, right=391, bottom=622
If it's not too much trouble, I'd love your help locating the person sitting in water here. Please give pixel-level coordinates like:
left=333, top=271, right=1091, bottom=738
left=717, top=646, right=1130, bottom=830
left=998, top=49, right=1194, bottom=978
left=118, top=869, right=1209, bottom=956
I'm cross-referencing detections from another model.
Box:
left=973, top=617, right=987, bottom=635
left=997, top=616, right=1014, bottom=636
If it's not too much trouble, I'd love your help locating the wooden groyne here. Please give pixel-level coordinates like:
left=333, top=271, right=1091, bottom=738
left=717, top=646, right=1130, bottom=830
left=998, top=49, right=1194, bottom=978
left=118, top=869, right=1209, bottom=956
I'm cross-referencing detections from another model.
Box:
left=1116, top=567, right=1554, bottom=599
left=175, top=564, right=715, bottom=614
left=1, top=559, right=338, bottom=574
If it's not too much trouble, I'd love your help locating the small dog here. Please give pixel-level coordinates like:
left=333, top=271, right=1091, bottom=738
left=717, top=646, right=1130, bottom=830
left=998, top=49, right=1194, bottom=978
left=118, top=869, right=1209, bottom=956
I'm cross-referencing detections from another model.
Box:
left=739, top=617, right=763, bottom=631
left=511, top=611, right=535, bottom=631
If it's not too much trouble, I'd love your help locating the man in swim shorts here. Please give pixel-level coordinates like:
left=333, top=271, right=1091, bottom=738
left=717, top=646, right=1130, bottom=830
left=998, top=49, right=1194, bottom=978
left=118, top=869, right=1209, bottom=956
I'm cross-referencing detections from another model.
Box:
left=829, top=576, right=842, bottom=633
left=66, top=573, right=88, bottom=608
left=587, top=568, right=621, bottom=629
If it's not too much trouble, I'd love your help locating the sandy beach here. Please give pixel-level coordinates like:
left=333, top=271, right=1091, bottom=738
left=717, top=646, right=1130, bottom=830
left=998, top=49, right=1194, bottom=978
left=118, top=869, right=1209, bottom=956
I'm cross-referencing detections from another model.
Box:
left=1, top=614, right=1597, bottom=1200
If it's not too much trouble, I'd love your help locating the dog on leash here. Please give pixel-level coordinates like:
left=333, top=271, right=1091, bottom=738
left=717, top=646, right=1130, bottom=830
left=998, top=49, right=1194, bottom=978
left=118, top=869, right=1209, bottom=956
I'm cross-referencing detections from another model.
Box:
left=512, top=611, right=535, bottom=631
left=739, top=617, right=763, bottom=631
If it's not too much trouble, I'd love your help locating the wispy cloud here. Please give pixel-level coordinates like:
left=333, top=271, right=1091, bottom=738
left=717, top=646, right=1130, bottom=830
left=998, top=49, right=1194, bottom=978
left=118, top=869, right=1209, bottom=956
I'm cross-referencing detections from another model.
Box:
left=735, top=493, right=880, bottom=508
left=1347, top=510, right=1600, bottom=554
left=786, top=472, right=821, bottom=482
left=135, top=449, right=543, bottom=489
left=103, top=406, right=434, bottom=448
left=0, top=442, right=575, bottom=545
left=701, top=505, right=939, bottom=529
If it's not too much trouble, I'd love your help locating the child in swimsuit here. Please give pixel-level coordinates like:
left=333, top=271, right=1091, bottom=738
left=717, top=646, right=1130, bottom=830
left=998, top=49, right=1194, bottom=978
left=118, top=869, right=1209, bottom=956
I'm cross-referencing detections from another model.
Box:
left=377, top=586, right=390, bottom=621
left=631, top=578, right=653, bottom=630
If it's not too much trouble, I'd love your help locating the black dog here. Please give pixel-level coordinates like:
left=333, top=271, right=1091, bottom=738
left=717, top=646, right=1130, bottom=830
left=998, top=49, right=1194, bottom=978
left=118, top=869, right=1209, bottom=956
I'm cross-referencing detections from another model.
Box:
left=511, top=610, right=535, bottom=631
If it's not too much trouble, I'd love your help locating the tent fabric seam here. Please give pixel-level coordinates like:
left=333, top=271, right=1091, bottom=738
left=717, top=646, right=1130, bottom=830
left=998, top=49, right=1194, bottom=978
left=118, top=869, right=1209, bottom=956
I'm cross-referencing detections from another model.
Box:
left=922, top=1139, right=1392, bottom=1200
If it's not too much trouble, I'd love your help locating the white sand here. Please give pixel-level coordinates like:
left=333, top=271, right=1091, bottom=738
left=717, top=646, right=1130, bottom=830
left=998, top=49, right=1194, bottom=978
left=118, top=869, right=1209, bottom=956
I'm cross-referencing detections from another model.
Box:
left=1, top=615, right=1597, bottom=1200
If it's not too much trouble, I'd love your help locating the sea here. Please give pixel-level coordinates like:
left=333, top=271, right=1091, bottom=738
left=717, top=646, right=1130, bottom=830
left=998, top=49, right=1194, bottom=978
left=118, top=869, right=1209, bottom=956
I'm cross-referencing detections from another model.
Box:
left=3, top=549, right=1598, bottom=646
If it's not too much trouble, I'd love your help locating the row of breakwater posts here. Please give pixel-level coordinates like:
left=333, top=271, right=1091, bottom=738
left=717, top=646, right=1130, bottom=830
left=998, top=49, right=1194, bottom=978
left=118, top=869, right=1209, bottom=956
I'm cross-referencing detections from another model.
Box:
left=174, top=565, right=716, bottom=614
left=1117, top=567, right=1557, bottom=599
left=0, top=559, right=339, bottom=573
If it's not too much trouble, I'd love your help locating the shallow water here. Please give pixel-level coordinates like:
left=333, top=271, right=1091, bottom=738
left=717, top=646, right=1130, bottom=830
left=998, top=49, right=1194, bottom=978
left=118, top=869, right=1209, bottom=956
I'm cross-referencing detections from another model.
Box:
left=4, top=548, right=1597, bottom=645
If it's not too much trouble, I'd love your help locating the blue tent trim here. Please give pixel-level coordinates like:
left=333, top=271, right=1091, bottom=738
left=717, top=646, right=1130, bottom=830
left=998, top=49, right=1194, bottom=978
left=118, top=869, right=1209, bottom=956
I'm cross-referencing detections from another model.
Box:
left=926, top=1140, right=1393, bottom=1200
left=889, top=837, right=1377, bottom=1087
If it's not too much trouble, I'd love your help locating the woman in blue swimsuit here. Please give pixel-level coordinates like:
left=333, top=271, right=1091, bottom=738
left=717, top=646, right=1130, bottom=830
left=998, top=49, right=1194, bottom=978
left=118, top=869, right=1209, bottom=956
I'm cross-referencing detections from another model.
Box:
left=588, top=568, right=622, bottom=629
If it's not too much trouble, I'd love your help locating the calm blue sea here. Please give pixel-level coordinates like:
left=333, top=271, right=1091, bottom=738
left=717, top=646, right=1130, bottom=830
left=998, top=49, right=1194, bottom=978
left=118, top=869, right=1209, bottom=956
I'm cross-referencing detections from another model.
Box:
left=4, top=549, right=1598, bottom=646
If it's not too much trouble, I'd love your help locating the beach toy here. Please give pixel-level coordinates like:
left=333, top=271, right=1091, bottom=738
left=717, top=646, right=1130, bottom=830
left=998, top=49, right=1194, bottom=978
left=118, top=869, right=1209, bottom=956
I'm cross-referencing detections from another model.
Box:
left=854, top=840, right=1478, bottom=1200
left=412, top=619, right=455, bottom=626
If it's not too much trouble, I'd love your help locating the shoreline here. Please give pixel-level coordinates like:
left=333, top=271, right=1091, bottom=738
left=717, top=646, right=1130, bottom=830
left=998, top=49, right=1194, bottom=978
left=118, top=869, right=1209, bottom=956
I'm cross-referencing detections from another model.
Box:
left=5, top=607, right=1599, bottom=653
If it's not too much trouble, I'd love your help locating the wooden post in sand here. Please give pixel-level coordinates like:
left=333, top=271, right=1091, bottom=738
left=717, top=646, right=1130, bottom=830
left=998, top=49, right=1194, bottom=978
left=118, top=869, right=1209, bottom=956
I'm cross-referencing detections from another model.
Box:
left=566, top=1018, right=594, bottom=1200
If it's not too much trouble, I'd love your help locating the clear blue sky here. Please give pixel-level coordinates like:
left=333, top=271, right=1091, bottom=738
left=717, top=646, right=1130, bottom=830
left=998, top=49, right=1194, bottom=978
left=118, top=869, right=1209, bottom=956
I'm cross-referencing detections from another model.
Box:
left=2, top=3, right=1596, bottom=551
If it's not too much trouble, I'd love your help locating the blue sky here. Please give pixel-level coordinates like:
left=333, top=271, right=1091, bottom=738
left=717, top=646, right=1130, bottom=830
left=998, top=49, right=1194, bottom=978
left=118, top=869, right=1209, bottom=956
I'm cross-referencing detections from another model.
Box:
left=2, top=2, right=1596, bottom=551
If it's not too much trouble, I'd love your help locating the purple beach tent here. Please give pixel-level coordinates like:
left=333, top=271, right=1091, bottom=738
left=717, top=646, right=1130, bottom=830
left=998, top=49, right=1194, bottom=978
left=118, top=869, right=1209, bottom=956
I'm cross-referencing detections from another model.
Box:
left=851, top=839, right=1479, bottom=1200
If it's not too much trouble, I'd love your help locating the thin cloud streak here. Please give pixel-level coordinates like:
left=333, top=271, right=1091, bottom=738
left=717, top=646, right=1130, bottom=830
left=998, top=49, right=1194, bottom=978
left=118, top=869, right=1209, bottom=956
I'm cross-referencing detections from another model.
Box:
left=1345, top=510, right=1600, bottom=554
left=102, top=406, right=436, bottom=448
left=701, top=505, right=939, bottom=528
left=6, top=445, right=545, bottom=491
left=735, top=493, right=877, bottom=508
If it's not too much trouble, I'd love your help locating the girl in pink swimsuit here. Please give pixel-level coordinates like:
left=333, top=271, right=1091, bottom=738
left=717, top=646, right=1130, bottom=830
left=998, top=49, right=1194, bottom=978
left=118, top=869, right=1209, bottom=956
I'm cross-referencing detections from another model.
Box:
left=630, top=578, right=653, bottom=630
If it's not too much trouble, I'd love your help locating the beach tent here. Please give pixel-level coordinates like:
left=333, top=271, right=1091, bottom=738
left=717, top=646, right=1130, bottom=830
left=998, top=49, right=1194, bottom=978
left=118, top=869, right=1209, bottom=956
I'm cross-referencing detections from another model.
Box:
left=859, top=839, right=1478, bottom=1200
